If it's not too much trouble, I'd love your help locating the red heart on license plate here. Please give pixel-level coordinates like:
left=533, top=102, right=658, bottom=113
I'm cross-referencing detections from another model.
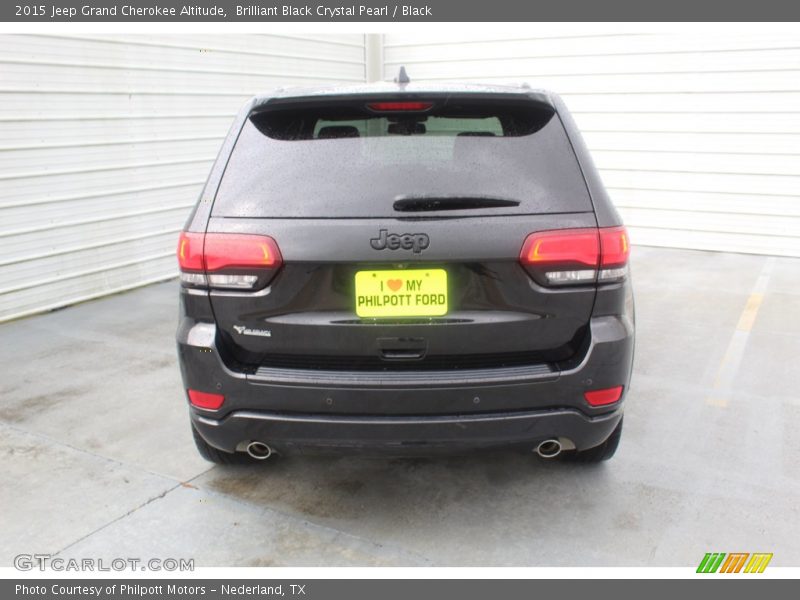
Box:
left=387, top=279, right=403, bottom=291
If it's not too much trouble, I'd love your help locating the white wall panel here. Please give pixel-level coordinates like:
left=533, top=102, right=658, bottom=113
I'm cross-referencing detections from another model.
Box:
left=383, top=30, right=800, bottom=257
left=0, top=33, right=366, bottom=322
left=2, top=29, right=797, bottom=322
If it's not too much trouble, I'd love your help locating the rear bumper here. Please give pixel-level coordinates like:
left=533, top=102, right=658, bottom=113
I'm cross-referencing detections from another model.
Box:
left=192, top=406, right=623, bottom=455
left=178, top=314, right=634, bottom=455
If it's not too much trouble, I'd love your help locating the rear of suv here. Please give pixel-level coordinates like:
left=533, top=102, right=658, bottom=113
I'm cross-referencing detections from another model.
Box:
left=176, top=81, right=635, bottom=465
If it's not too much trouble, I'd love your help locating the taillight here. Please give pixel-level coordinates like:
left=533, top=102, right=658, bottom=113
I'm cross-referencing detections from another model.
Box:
left=177, top=231, right=204, bottom=270
left=520, top=228, right=598, bottom=285
left=188, top=389, right=225, bottom=410
left=598, top=226, right=630, bottom=282
left=584, top=386, right=624, bottom=407
left=177, top=232, right=282, bottom=290
left=519, top=226, right=629, bottom=286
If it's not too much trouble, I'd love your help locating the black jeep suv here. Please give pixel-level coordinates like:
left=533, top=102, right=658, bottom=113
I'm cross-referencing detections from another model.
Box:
left=176, top=81, right=634, bottom=464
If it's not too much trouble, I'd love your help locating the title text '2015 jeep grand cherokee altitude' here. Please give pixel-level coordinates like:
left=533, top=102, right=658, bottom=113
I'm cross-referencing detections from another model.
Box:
left=176, top=79, right=635, bottom=465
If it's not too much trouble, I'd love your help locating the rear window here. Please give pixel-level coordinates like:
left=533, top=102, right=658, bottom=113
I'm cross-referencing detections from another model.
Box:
left=212, top=98, right=593, bottom=218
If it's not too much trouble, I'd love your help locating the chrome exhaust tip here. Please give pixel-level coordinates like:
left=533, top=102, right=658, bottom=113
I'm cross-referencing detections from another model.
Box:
left=246, top=441, right=273, bottom=460
left=536, top=439, right=562, bottom=458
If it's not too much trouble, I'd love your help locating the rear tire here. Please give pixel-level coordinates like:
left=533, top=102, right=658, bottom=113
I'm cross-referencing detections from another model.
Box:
left=566, top=417, right=623, bottom=463
left=191, top=424, right=256, bottom=465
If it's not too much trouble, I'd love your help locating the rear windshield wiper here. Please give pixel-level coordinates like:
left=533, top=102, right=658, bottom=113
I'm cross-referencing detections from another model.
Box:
left=393, top=196, right=521, bottom=212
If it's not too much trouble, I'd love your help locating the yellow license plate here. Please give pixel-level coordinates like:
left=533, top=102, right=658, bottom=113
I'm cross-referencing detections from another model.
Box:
left=355, top=269, right=448, bottom=317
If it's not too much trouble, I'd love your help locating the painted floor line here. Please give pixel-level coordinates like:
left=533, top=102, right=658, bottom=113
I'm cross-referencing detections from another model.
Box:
left=707, top=257, right=776, bottom=408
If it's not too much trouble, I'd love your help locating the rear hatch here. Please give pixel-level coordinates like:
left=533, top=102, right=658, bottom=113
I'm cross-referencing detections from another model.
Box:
left=202, top=94, right=599, bottom=371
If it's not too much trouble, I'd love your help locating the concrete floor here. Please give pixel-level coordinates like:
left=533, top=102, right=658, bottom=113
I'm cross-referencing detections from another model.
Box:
left=1, top=246, right=799, bottom=567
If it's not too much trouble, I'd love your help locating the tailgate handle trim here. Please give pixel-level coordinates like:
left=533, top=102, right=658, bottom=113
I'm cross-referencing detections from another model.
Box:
left=380, top=349, right=426, bottom=360
left=377, top=337, right=427, bottom=361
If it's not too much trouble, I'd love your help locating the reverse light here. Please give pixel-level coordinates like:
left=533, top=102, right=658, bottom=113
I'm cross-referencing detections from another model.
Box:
left=180, top=272, right=207, bottom=286
left=177, top=232, right=282, bottom=290
left=519, top=226, right=630, bottom=286
left=584, top=386, right=624, bottom=407
left=367, top=101, right=434, bottom=112
left=188, top=389, right=225, bottom=410
left=207, top=274, right=259, bottom=288
left=543, top=269, right=596, bottom=284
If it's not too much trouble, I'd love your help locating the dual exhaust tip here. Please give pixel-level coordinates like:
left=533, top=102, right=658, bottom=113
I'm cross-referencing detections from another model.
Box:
left=246, top=441, right=273, bottom=460
left=535, top=439, right=562, bottom=459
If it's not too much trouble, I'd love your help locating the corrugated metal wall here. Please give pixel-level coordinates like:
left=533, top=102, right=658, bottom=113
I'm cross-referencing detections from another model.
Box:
left=2, top=30, right=797, bottom=321
left=382, top=30, right=800, bottom=257
left=0, top=33, right=366, bottom=322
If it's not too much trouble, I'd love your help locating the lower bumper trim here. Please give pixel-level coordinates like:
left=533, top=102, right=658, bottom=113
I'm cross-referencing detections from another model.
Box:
left=192, top=406, right=623, bottom=455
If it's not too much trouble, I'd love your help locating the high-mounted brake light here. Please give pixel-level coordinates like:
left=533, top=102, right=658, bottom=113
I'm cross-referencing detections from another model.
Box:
left=367, top=101, right=433, bottom=112
left=519, top=226, right=629, bottom=286
left=584, top=386, right=624, bottom=407
left=177, top=232, right=282, bottom=290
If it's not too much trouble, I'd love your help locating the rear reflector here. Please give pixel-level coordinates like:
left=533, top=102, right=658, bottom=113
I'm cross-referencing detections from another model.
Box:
left=367, top=101, right=433, bottom=112
left=584, top=386, right=624, bottom=406
left=519, top=226, right=630, bottom=286
left=188, top=389, right=225, bottom=410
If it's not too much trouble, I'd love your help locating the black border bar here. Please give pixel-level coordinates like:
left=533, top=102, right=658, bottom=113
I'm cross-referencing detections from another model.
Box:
left=4, top=0, right=800, bottom=22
